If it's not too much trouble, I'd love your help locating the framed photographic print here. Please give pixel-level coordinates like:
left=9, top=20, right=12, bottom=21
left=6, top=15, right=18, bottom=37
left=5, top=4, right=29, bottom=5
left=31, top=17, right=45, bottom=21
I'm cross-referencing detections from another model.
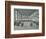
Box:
left=5, top=1, right=45, bottom=38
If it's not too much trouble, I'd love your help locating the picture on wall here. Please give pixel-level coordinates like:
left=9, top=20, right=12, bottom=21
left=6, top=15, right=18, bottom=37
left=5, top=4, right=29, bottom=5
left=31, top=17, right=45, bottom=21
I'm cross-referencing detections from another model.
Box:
left=5, top=1, right=45, bottom=38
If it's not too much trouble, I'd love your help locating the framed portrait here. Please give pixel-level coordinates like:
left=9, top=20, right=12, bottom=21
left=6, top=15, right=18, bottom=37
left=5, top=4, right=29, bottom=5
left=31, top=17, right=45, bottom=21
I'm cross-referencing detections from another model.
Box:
left=5, top=1, right=45, bottom=38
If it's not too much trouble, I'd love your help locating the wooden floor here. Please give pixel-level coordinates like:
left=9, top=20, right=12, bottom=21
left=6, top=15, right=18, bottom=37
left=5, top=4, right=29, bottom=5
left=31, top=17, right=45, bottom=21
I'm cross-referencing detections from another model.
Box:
left=14, top=22, right=39, bottom=30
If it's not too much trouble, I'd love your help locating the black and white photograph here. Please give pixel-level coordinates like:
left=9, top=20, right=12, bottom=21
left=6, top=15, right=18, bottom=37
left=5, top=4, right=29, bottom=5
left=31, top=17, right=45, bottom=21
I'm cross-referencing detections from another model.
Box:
left=11, top=5, right=42, bottom=34
left=14, top=9, right=39, bottom=30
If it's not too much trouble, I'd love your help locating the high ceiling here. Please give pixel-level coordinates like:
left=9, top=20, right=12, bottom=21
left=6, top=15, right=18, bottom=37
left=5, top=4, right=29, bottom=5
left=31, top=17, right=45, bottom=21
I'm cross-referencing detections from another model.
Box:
left=14, top=9, right=38, bottom=16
